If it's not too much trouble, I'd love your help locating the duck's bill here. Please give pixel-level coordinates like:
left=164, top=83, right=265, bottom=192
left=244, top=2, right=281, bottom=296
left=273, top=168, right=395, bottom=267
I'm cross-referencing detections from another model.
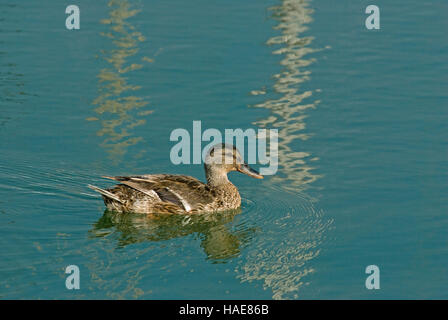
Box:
left=238, top=164, right=264, bottom=179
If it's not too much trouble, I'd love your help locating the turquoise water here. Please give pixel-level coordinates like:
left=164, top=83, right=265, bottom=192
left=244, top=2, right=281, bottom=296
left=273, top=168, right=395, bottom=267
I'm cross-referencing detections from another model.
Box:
left=0, top=0, right=447, bottom=299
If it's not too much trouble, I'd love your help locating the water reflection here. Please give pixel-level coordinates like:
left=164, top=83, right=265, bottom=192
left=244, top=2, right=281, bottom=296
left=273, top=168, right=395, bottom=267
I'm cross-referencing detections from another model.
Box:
left=90, top=209, right=255, bottom=263
left=251, top=0, right=321, bottom=192
left=237, top=0, right=332, bottom=299
left=89, top=0, right=153, bottom=160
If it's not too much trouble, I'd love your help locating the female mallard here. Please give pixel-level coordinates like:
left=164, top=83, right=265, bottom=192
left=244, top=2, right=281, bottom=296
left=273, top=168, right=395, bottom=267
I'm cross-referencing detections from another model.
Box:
left=88, top=144, right=263, bottom=214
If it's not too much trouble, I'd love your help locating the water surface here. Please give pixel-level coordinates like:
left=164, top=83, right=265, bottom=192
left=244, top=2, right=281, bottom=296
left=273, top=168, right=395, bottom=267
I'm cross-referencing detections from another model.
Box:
left=0, top=0, right=447, bottom=299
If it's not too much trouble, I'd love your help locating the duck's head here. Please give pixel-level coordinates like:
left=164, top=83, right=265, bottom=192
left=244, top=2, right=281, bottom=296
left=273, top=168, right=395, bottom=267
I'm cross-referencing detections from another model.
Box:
left=204, top=143, right=263, bottom=186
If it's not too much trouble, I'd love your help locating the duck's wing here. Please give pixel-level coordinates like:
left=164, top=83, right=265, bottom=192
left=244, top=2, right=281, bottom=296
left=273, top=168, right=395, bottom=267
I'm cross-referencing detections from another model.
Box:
left=103, top=174, right=215, bottom=212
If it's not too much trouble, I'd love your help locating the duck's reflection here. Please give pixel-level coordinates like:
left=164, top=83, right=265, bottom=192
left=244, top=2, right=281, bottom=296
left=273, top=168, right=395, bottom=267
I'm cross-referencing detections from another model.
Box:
left=90, top=209, right=255, bottom=263
left=89, top=0, right=153, bottom=161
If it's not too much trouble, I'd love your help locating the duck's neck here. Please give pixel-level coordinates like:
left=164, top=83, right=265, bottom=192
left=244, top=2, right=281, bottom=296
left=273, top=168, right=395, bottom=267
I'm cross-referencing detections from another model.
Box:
left=205, top=166, right=232, bottom=187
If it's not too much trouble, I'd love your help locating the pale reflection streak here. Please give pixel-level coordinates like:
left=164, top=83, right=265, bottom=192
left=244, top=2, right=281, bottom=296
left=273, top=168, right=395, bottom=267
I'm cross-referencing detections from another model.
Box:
left=89, top=0, right=153, bottom=160
left=251, top=0, right=320, bottom=192
left=238, top=0, right=331, bottom=299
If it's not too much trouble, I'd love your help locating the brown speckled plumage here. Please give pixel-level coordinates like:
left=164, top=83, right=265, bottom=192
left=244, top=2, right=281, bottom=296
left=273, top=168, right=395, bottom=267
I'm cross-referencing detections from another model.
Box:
left=88, top=144, right=263, bottom=214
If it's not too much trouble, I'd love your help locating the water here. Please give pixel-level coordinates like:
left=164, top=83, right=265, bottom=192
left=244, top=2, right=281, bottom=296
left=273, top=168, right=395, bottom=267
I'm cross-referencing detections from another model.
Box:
left=0, top=0, right=447, bottom=299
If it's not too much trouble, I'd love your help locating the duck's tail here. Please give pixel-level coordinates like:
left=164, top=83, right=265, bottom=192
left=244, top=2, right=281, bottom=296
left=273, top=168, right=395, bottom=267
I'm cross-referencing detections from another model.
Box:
left=88, top=184, right=124, bottom=204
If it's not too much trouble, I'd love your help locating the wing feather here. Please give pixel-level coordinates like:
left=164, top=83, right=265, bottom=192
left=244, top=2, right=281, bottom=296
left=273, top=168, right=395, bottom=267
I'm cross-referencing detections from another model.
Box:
left=102, top=174, right=213, bottom=211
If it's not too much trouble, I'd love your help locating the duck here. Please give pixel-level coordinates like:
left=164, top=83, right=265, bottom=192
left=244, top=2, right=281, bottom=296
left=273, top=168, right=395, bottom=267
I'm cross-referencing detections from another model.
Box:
left=88, top=143, right=263, bottom=214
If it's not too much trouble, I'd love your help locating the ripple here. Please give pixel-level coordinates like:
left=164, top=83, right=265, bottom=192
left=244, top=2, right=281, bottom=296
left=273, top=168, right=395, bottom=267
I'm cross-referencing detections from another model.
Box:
left=236, top=183, right=332, bottom=299
left=0, top=154, right=331, bottom=299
